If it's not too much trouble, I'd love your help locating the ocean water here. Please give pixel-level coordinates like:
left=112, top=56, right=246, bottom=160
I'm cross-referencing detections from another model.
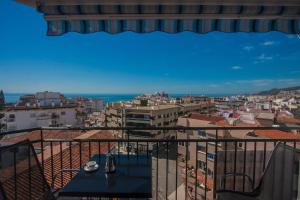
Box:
left=4, top=93, right=234, bottom=104
left=4, top=93, right=138, bottom=104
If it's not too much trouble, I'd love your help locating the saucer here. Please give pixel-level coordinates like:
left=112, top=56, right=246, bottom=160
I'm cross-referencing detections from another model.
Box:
left=84, top=164, right=99, bottom=173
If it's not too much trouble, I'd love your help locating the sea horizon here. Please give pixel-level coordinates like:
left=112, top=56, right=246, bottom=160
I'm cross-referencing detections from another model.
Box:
left=3, top=92, right=239, bottom=104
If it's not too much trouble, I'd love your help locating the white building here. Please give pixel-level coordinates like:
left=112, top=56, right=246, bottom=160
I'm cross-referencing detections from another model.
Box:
left=4, top=107, right=78, bottom=131
left=36, top=91, right=63, bottom=107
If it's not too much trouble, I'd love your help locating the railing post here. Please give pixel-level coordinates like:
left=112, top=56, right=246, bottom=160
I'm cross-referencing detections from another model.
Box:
left=213, top=129, right=218, bottom=199
left=40, top=129, right=44, bottom=173
left=252, top=141, right=257, bottom=190
left=185, top=141, right=188, bottom=200
left=195, top=141, right=198, bottom=200
left=13, top=149, right=17, bottom=200
left=28, top=144, right=32, bottom=199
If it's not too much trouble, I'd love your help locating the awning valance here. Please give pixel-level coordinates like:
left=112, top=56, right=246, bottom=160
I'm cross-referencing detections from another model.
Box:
left=20, top=0, right=300, bottom=35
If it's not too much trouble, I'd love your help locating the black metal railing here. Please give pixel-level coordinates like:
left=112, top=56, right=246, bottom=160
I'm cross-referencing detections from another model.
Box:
left=1, top=126, right=300, bottom=200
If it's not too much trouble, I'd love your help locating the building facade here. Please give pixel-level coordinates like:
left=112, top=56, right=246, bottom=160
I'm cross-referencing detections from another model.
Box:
left=3, top=107, right=78, bottom=131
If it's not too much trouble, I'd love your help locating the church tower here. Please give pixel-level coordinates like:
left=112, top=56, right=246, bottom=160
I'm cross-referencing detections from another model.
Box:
left=0, top=90, right=5, bottom=110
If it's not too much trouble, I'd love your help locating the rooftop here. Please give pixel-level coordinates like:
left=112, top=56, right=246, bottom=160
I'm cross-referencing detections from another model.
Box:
left=126, top=104, right=180, bottom=111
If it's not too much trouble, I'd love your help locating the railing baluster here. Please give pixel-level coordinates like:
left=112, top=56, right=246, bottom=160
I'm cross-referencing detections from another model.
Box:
left=98, top=141, right=101, bottom=163
left=213, top=129, right=218, bottom=198
left=69, top=141, right=73, bottom=178
left=175, top=141, right=178, bottom=200
left=205, top=142, right=208, bottom=200
left=156, top=142, right=159, bottom=200
left=50, top=141, right=54, bottom=185
left=263, top=141, right=267, bottom=171
left=243, top=141, right=247, bottom=192
left=233, top=141, right=237, bottom=191
left=40, top=129, right=44, bottom=173
left=136, top=141, right=139, bottom=158
left=89, top=141, right=91, bottom=158
left=14, top=149, right=17, bottom=200
left=79, top=141, right=82, bottom=167
left=252, top=142, right=257, bottom=190
left=166, top=141, right=169, bottom=200
left=28, top=144, right=32, bottom=199
left=185, top=141, right=188, bottom=200
left=224, top=141, right=227, bottom=190
left=60, top=141, right=63, bottom=188
left=195, top=142, right=198, bottom=200
left=118, top=141, right=120, bottom=156
left=146, top=141, right=149, bottom=158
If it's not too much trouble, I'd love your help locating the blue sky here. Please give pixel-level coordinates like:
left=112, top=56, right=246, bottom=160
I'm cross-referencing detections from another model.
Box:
left=0, top=1, right=300, bottom=95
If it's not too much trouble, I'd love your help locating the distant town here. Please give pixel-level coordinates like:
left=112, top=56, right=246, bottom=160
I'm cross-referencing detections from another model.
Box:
left=1, top=88, right=300, bottom=199
left=1, top=88, right=300, bottom=134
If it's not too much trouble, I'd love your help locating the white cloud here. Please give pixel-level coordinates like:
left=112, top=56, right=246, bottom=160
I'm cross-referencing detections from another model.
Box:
left=262, top=41, right=275, bottom=46
left=257, top=54, right=273, bottom=61
left=237, top=79, right=273, bottom=86
left=243, top=46, right=254, bottom=51
left=235, top=79, right=300, bottom=87
left=231, top=65, right=242, bottom=70
left=277, top=79, right=300, bottom=85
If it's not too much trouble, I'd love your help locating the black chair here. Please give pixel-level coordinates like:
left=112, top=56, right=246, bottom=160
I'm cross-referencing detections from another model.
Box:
left=0, top=140, right=55, bottom=200
left=217, top=143, right=300, bottom=200
left=0, top=183, right=7, bottom=200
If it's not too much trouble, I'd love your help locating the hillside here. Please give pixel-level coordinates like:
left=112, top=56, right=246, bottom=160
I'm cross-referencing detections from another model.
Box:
left=255, top=86, right=300, bottom=95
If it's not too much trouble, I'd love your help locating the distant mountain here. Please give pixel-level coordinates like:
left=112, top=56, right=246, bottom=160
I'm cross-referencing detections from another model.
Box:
left=255, top=86, right=300, bottom=95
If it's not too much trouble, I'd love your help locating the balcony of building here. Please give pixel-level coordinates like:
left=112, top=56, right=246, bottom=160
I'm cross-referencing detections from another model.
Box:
left=1, top=126, right=300, bottom=200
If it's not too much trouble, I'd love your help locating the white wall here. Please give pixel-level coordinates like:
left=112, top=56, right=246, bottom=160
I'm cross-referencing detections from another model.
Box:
left=5, top=108, right=77, bottom=131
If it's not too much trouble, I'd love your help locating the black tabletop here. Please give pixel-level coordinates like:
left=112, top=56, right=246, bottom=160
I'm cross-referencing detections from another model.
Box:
left=59, top=154, right=152, bottom=198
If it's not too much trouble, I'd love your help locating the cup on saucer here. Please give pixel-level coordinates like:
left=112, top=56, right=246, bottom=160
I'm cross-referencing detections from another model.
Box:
left=84, top=161, right=99, bottom=172
left=86, top=161, right=97, bottom=169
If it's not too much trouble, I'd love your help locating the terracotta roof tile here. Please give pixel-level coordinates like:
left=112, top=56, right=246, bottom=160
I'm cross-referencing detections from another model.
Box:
left=277, top=117, right=300, bottom=124
left=189, top=114, right=224, bottom=123
left=254, top=130, right=300, bottom=140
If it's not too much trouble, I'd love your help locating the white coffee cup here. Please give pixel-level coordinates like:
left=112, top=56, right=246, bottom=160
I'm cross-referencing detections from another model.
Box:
left=86, top=161, right=97, bottom=168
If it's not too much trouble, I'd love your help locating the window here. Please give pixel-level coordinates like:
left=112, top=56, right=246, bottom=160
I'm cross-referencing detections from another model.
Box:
left=197, top=160, right=207, bottom=171
left=207, top=169, right=214, bottom=177
left=9, top=114, right=15, bottom=119
left=197, top=129, right=206, bottom=137
left=197, top=145, right=206, bottom=152
left=178, top=141, right=185, bottom=146
left=207, top=152, right=215, bottom=160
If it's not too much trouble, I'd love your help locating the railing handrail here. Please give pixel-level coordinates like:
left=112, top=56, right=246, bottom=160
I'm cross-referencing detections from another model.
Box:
left=41, top=138, right=300, bottom=143
left=1, top=126, right=300, bottom=137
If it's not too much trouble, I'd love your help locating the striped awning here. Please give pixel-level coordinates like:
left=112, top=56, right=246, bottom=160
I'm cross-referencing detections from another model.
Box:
left=27, top=0, right=300, bottom=35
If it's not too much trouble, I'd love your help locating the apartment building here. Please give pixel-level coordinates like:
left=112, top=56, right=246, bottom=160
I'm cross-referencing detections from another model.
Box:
left=3, top=106, right=78, bottom=131
left=181, top=96, right=210, bottom=104
left=0, top=91, right=84, bottom=131
left=35, top=91, right=63, bottom=107
left=176, top=114, right=273, bottom=200
left=125, top=104, right=180, bottom=138
left=179, top=103, right=209, bottom=115
left=75, top=97, right=103, bottom=113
